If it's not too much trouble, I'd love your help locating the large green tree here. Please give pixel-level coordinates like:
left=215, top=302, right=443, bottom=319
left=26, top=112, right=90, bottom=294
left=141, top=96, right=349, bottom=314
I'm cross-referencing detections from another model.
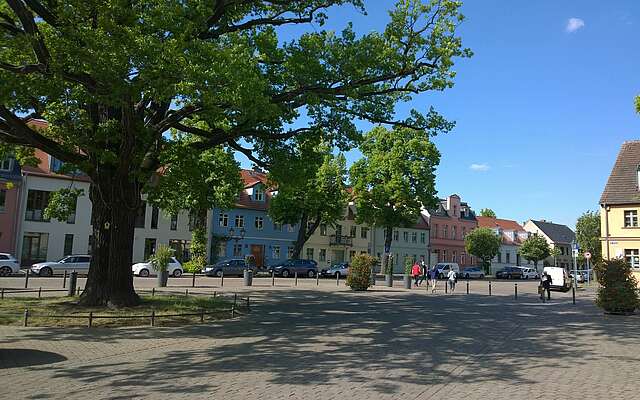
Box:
left=575, top=210, right=601, bottom=264
left=268, top=141, right=349, bottom=259
left=0, top=0, right=469, bottom=306
left=464, top=227, right=501, bottom=274
left=479, top=208, right=496, bottom=218
left=350, top=126, right=444, bottom=274
left=519, top=234, right=551, bottom=269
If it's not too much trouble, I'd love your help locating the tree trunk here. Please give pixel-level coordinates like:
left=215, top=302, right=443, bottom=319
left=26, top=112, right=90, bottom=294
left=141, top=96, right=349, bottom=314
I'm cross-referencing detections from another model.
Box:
left=79, top=175, right=141, bottom=307
left=382, top=226, right=393, bottom=274
left=291, top=212, right=322, bottom=259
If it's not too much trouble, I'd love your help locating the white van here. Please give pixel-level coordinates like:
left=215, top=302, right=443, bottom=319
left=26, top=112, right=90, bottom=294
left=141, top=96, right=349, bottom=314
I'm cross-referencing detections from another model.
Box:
left=542, top=266, right=572, bottom=292
left=433, top=263, right=460, bottom=279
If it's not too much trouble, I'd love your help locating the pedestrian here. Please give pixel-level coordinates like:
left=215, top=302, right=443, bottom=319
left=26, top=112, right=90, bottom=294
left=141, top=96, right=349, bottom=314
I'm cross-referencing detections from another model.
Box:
left=539, top=272, right=551, bottom=302
left=544, top=272, right=552, bottom=301
left=430, top=268, right=438, bottom=293
left=412, top=262, right=421, bottom=287
left=419, top=257, right=427, bottom=285
left=447, top=268, right=457, bottom=293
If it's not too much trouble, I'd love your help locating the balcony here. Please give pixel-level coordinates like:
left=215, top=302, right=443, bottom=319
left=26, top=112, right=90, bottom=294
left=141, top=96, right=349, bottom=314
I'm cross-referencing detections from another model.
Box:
left=330, top=235, right=353, bottom=247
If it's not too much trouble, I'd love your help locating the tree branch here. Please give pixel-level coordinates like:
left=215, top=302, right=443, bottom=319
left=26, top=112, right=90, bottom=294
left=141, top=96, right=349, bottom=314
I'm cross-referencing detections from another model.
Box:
left=227, top=140, right=270, bottom=169
left=23, top=0, right=58, bottom=26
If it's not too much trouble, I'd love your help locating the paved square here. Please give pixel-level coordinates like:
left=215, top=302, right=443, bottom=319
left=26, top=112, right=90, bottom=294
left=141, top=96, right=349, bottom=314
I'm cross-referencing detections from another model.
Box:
left=0, top=282, right=638, bottom=400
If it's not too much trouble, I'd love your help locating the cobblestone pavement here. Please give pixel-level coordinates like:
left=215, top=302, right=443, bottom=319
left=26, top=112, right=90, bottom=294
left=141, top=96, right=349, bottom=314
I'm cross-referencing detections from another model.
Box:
left=0, top=282, right=638, bottom=400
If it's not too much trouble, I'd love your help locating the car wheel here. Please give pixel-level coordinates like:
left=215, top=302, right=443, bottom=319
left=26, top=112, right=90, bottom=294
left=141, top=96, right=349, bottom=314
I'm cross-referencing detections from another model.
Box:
left=0, top=266, right=12, bottom=277
left=282, top=269, right=290, bottom=278
left=307, top=270, right=316, bottom=278
left=479, top=274, right=485, bottom=279
left=139, top=268, right=150, bottom=277
left=39, top=267, right=53, bottom=277
left=215, top=270, right=223, bottom=277
left=172, top=269, right=182, bottom=278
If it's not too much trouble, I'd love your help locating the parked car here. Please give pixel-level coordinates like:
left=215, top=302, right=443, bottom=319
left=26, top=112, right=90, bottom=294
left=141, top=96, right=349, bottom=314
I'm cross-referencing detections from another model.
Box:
left=433, top=263, right=460, bottom=279
left=132, top=257, right=183, bottom=277
left=519, top=267, right=540, bottom=280
left=543, top=266, right=572, bottom=292
left=269, top=259, right=318, bottom=278
left=495, top=266, right=523, bottom=280
left=460, top=267, right=484, bottom=279
left=321, top=262, right=349, bottom=278
left=30, top=255, right=92, bottom=277
left=0, top=253, right=20, bottom=277
left=203, top=259, right=258, bottom=277
left=569, top=271, right=585, bottom=283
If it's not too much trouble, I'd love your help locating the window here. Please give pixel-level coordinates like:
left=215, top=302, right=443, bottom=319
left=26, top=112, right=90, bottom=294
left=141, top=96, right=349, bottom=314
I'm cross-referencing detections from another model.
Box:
left=624, top=210, right=638, bottom=227
left=393, top=230, right=399, bottom=241
left=319, top=249, right=326, bottom=262
left=170, top=214, right=178, bottom=230
left=144, top=238, right=156, bottom=260
left=219, top=213, right=229, bottom=227
left=320, top=224, right=327, bottom=236
left=25, top=190, right=50, bottom=222
left=49, top=157, right=64, bottom=173
left=361, top=227, right=369, bottom=239
left=169, top=239, right=191, bottom=262
left=506, top=252, right=510, bottom=264
left=306, top=248, right=314, bottom=260
left=272, top=246, right=280, bottom=259
left=0, top=157, right=12, bottom=171
left=21, top=232, right=48, bottom=265
left=625, top=249, right=640, bottom=269
left=403, top=231, right=409, bottom=242
left=0, top=189, right=6, bottom=212
left=254, top=186, right=265, bottom=201
left=420, top=232, right=426, bottom=244
left=274, top=222, right=282, bottom=231
left=235, top=215, right=244, bottom=228
left=334, top=224, right=342, bottom=236
left=350, top=226, right=357, bottom=238
left=411, top=232, right=417, bottom=243
left=233, top=244, right=242, bottom=257
left=287, top=246, right=294, bottom=258
left=151, top=207, right=159, bottom=229
left=63, top=234, right=74, bottom=256
left=452, top=226, right=457, bottom=240
left=134, top=201, right=146, bottom=228
left=288, top=224, right=295, bottom=232
left=255, top=217, right=264, bottom=230
left=443, top=225, right=448, bottom=239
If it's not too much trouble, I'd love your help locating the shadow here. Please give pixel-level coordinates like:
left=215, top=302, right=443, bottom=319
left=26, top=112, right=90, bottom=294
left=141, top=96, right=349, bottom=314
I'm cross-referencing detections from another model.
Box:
left=0, top=349, right=67, bottom=369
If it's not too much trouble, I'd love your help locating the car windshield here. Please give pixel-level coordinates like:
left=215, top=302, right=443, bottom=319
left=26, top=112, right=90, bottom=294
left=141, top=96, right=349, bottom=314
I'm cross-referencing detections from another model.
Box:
left=57, top=256, right=72, bottom=263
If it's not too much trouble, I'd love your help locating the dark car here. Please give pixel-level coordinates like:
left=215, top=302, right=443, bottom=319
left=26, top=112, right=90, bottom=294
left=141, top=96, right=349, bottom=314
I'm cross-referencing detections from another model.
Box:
left=203, top=259, right=257, bottom=277
left=495, top=266, right=524, bottom=280
left=321, top=262, right=349, bottom=278
left=269, top=259, right=318, bottom=278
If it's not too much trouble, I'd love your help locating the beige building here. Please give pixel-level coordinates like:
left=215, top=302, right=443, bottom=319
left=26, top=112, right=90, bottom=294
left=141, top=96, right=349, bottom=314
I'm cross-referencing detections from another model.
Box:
left=523, top=220, right=575, bottom=269
left=371, top=215, right=431, bottom=273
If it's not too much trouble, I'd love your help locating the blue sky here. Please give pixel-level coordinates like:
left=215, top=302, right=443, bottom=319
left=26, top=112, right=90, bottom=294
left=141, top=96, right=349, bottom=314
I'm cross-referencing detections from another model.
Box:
left=244, top=1, right=640, bottom=228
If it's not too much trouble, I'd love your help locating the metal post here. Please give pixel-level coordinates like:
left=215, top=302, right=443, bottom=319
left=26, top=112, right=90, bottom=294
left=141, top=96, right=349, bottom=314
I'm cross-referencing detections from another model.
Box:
left=38, top=287, right=41, bottom=299
left=77, top=286, right=81, bottom=296
left=514, top=283, right=518, bottom=300
left=489, top=281, right=492, bottom=296
left=445, top=280, right=448, bottom=294
left=150, top=310, right=155, bottom=327
left=1, top=288, right=3, bottom=300
left=88, top=312, right=93, bottom=328
left=185, top=289, right=188, bottom=297
left=295, top=271, right=298, bottom=286
left=231, top=304, right=235, bottom=318
left=316, top=273, right=319, bottom=286
left=23, top=308, right=29, bottom=327
left=336, top=273, right=339, bottom=287
left=213, top=291, right=216, bottom=299
left=271, top=270, right=275, bottom=286
left=233, top=293, right=237, bottom=308
left=67, top=271, right=77, bottom=297
left=63, top=270, right=67, bottom=288
left=466, top=280, right=469, bottom=294
left=192, top=271, right=196, bottom=287
left=152, top=287, right=155, bottom=297
left=221, top=271, right=224, bottom=287
left=24, top=269, right=29, bottom=289
left=246, top=296, right=250, bottom=310
left=200, top=308, right=205, bottom=323
left=572, top=286, right=576, bottom=305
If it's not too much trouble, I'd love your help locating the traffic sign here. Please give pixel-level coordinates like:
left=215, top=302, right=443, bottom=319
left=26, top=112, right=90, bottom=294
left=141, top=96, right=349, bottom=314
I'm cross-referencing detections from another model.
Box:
left=584, top=252, right=592, bottom=260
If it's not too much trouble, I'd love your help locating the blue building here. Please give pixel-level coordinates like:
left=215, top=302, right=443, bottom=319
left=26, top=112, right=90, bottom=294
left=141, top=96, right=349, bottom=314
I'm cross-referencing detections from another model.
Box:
left=210, top=169, right=299, bottom=267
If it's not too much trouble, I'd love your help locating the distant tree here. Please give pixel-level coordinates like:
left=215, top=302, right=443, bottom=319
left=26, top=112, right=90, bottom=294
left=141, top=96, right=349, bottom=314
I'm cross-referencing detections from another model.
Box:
left=635, top=95, right=640, bottom=113
left=350, top=126, right=444, bottom=274
left=549, top=246, right=561, bottom=267
left=464, top=227, right=501, bottom=274
left=519, top=235, right=551, bottom=269
left=576, top=210, right=601, bottom=264
left=479, top=208, right=496, bottom=218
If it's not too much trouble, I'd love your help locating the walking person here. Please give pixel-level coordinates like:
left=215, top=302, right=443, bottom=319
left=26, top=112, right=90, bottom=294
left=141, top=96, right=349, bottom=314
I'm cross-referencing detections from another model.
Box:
left=412, top=262, right=422, bottom=287
left=447, top=268, right=457, bottom=293
left=419, top=257, right=427, bottom=286
left=430, top=268, right=438, bottom=293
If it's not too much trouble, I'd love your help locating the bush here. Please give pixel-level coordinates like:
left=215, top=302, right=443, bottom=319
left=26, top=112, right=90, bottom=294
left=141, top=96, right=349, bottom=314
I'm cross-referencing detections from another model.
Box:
left=182, top=258, right=204, bottom=273
left=346, top=254, right=376, bottom=291
left=404, top=257, right=413, bottom=275
left=594, top=258, right=640, bottom=314
left=149, top=245, right=173, bottom=272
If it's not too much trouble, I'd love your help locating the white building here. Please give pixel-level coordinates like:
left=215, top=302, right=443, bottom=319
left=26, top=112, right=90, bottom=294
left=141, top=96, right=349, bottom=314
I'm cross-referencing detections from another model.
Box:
left=476, top=216, right=530, bottom=274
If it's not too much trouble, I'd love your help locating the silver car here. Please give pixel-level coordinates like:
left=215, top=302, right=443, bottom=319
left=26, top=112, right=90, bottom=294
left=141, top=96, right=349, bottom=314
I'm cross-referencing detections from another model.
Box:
left=460, top=267, right=485, bottom=279
left=30, top=255, right=91, bottom=277
left=0, top=253, right=20, bottom=277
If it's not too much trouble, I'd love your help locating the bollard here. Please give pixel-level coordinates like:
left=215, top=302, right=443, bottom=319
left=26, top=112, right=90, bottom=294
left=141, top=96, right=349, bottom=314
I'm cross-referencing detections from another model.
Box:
left=231, top=304, right=235, bottom=319
left=271, top=270, right=275, bottom=286
left=336, top=273, right=340, bottom=287
left=67, top=271, right=78, bottom=297
left=466, top=280, right=469, bottom=294
left=192, top=271, right=196, bottom=287
left=63, top=270, right=67, bottom=288
left=152, top=287, right=155, bottom=297
left=572, top=286, right=576, bottom=305
left=294, top=271, right=298, bottom=286
left=88, top=312, right=93, bottom=328
left=515, top=283, right=518, bottom=300
left=445, top=280, right=448, bottom=294
left=213, top=291, right=216, bottom=299
left=233, top=293, right=237, bottom=308
left=200, top=308, right=205, bottom=323
left=185, top=289, right=189, bottom=297
left=23, top=308, right=29, bottom=327
left=488, top=281, right=492, bottom=296
left=24, top=269, right=29, bottom=289
left=150, top=310, right=155, bottom=327
left=221, top=271, right=224, bottom=287
left=38, top=287, right=41, bottom=299
left=316, top=273, right=319, bottom=286
left=77, top=286, right=81, bottom=296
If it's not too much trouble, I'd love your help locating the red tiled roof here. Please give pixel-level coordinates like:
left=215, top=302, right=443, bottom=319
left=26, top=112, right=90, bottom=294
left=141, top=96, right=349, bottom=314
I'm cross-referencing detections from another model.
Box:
left=476, top=216, right=525, bottom=232
left=235, top=169, right=271, bottom=210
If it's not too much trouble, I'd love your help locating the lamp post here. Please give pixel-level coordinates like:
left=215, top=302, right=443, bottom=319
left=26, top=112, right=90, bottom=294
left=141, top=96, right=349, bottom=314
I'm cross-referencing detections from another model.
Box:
left=228, top=227, right=246, bottom=256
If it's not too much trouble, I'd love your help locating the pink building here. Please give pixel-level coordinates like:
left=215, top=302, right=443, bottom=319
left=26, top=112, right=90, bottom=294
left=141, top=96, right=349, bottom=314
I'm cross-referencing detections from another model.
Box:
left=0, top=155, right=23, bottom=255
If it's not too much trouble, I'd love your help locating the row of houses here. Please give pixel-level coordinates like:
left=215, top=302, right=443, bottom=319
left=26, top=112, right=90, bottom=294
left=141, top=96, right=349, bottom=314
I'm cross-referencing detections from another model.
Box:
left=1, top=147, right=577, bottom=273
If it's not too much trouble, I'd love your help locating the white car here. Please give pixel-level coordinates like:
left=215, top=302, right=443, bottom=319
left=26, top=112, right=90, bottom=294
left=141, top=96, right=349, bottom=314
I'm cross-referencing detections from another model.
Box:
left=519, top=267, right=540, bottom=280
left=132, top=257, right=183, bottom=278
left=30, top=255, right=91, bottom=277
left=0, top=253, right=20, bottom=277
left=433, top=263, right=460, bottom=279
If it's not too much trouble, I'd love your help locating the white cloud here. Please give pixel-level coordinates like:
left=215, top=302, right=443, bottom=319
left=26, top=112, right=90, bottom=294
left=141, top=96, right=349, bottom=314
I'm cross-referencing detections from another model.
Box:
left=470, top=163, right=490, bottom=172
left=566, top=18, right=585, bottom=33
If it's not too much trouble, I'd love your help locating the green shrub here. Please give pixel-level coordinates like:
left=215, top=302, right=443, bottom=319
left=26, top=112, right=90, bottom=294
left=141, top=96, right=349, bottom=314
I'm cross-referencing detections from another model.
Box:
left=594, top=258, right=640, bottom=314
left=346, top=254, right=376, bottom=291
left=149, top=245, right=173, bottom=272
left=404, top=257, right=413, bottom=275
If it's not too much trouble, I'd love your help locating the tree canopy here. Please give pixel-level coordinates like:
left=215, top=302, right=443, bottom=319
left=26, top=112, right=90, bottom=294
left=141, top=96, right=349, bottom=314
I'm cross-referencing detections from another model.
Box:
left=575, top=210, right=601, bottom=263
left=479, top=208, right=496, bottom=218
left=464, top=227, right=501, bottom=273
left=518, top=234, right=550, bottom=268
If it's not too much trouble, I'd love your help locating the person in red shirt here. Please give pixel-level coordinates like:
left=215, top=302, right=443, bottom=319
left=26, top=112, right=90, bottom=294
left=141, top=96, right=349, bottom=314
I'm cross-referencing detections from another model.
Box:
left=412, top=262, right=422, bottom=287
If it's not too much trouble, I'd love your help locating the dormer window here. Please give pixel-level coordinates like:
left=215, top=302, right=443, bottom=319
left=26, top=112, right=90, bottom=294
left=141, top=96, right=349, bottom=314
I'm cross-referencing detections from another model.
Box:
left=254, top=186, right=264, bottom=202
left=0, top=157, right=13, bottom=171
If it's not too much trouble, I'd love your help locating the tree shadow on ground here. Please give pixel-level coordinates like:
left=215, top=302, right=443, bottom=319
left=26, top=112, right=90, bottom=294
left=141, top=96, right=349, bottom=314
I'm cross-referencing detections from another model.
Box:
left=0, top=349, right=67, bottom=369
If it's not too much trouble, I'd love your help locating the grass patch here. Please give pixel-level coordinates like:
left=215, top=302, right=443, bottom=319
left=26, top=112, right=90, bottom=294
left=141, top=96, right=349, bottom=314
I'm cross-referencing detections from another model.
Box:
left=0, top=294, right=242, bottom=327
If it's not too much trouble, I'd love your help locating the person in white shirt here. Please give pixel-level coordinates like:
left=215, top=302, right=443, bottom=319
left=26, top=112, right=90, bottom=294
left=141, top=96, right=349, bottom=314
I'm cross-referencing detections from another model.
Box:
left=447, top=269, right=457, bottom=293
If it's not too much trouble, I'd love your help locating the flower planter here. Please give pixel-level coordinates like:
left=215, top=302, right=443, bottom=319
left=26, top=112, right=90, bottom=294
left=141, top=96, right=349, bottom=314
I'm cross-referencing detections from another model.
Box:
left=385, top=274, right=393, bottom=287
left=157, top=270, right=168, bottom=287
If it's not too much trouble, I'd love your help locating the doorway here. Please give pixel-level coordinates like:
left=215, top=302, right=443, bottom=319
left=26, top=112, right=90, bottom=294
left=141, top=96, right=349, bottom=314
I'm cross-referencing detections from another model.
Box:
left=251, top=244, right=265, bottom=267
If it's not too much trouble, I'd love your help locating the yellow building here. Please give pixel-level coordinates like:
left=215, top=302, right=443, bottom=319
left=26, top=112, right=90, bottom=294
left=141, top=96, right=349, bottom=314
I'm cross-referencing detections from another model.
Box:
left=600, top=140, right=640, bottom=286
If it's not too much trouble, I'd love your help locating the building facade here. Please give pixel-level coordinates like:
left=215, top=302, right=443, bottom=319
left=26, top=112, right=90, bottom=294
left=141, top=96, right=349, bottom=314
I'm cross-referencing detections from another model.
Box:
left=423, top=194, right=478, bottom=267
left=523, top=220, right=575, bottom=269
left=211, top=169, right=298, bottom=267
left=371, top=215, right=431, bottom=273
left=477, top=216, right=530, bottom=273
left=0, top=155, right=22, bottom=254
left=600, top=140, right=640, bottom=285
